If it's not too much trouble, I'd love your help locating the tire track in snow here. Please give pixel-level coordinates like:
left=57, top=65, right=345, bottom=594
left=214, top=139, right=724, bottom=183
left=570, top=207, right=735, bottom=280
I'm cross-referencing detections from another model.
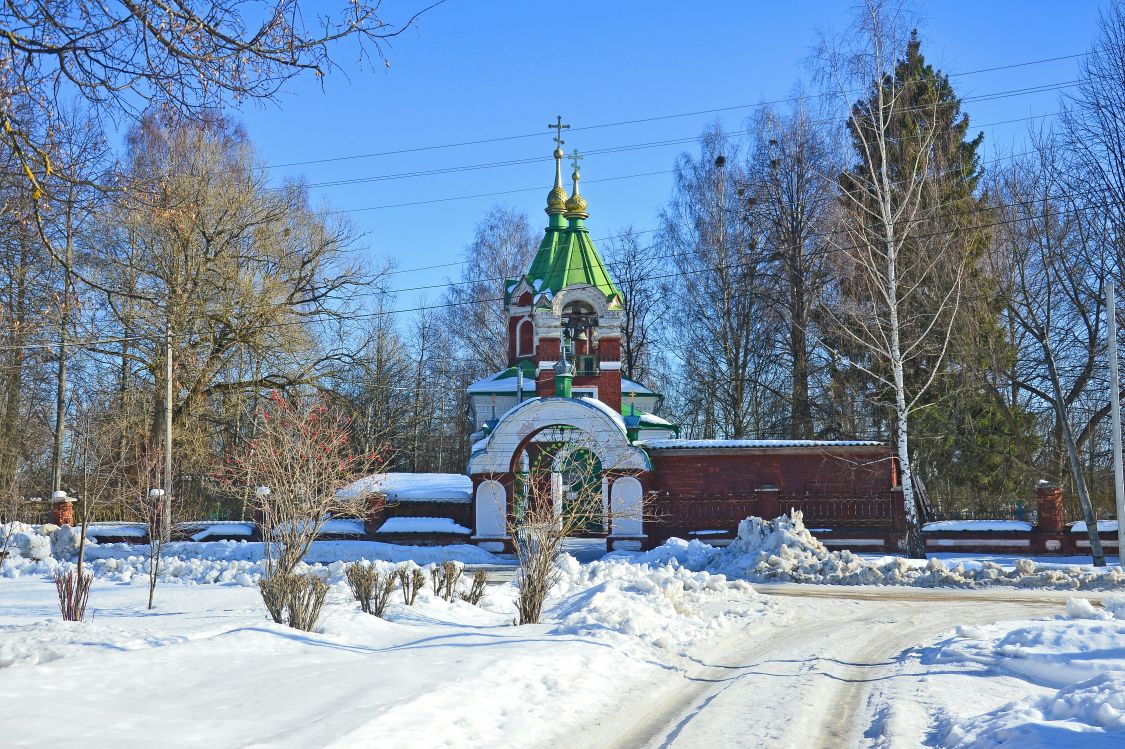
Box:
left=590, top=586, right=1076, bottom=749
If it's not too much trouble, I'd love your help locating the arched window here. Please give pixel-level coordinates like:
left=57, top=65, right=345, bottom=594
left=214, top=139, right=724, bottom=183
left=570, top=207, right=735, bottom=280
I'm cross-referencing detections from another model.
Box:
left=517, top=318, right=535, bottom=357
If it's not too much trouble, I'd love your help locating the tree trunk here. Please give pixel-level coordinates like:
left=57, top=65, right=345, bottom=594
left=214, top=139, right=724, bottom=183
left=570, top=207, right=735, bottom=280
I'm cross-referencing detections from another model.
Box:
left=1044, top=338, right=1106, bottom=565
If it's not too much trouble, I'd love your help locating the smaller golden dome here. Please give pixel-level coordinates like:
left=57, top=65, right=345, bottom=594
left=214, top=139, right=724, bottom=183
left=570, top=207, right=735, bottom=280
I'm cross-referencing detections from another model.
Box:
left=564, top=166, right=588, bottom=217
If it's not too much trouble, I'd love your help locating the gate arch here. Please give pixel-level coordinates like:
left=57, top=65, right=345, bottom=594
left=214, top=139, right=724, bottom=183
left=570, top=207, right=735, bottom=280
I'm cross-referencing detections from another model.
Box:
left=467, top=397, right=650, bottom=476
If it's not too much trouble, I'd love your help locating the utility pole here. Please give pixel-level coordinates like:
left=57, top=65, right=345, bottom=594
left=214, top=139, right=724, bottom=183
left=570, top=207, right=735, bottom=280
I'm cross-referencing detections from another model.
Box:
left=1107, top=280, right=1125, bottom=567
left=163, top=321, right=173, bottom=543
left=52, top=236, right=74, bottom=495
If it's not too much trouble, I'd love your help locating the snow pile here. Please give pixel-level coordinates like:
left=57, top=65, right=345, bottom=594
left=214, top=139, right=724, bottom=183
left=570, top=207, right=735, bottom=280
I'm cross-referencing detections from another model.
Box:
left=932, top=607, right=1125, bottom=746
left=548, top=554, right=766, bottom=654
left=648, top=512, right=1125, bottom=590
left=1, top=522, right=52, bottom=562
left=943, top=673, right=1125, bottom=746
left=1, top=525, right=505, bottom=583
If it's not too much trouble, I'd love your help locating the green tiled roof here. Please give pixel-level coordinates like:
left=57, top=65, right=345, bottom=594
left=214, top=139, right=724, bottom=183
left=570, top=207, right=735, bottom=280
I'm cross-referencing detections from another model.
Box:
left=517, top=216, right=620, bottom=304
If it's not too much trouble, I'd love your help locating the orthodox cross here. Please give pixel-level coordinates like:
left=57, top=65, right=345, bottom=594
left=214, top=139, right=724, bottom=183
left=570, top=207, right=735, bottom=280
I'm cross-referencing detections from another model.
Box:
left=549, top=115, right=570, bottom=148
left=569, top=148, right=583, bottom=174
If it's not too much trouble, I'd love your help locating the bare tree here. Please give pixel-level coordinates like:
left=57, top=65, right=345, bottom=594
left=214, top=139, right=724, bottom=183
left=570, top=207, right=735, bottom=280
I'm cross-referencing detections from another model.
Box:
left=991, top=136, right=1110, bottom=564
left=1062, top=0, right=1125, bottom=268
left=660, top=127, right=781, bottom=439
left=603, top=227, right=668, bottom=385
left=506, top=436, right=649, bottom=625
left=0, top=0, right=443, bottom=194
left=441, top=205, right=538, bottom=376
left=222, top=391, right=376, bottom=577
left=744, top=100, right=837, bottom=437
left=91, top=111, right=375, bottom=484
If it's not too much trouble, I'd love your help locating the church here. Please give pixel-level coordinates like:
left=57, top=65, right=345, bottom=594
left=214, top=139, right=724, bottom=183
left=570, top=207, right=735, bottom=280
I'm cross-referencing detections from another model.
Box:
left=372, top=120, right=909, bottom=554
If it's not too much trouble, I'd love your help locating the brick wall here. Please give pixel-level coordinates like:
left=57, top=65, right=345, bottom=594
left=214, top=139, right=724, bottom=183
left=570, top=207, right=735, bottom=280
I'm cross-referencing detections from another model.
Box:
left=649, top=448, right=895, bottom=499
left=645, top=447, right=902, bottom=542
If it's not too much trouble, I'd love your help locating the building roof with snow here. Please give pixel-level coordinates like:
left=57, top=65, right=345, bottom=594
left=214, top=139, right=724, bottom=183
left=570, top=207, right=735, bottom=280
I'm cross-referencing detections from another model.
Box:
left=340, top=473, right=473, bottom=503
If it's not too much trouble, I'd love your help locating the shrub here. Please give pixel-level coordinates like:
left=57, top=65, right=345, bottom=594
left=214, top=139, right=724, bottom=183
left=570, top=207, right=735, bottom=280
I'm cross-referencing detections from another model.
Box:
left=429, top=560, right=462, bottom=602
left=460, top=570, right=488, bottom=606
left=258, top=572, right=329, bottom=631
left=398, top=566, right=424, bottom=605
left=55, top=567, right=93, bottom=622
left=347, top=563, right=398, bottom=618
left=346, top=563, right=378, bottom=614
left=371, top=572, right=397, bottom=618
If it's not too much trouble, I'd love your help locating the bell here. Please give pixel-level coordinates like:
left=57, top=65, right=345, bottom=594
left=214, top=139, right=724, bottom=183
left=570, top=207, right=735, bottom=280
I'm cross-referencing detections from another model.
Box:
left=574, top=326, right=587, bottom=342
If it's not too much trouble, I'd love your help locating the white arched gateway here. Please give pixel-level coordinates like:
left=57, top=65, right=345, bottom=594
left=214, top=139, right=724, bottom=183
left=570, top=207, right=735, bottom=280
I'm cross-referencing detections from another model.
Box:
left=467, top=396, right=650, bottom=552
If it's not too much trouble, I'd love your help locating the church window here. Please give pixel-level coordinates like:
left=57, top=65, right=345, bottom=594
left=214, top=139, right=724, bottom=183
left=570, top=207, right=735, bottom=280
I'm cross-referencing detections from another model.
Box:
left=517, top=318, right=535, bottom=357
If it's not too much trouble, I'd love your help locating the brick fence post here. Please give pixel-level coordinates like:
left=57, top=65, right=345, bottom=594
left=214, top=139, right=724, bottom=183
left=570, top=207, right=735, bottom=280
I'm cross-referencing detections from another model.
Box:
left=756, top=487, right=780, bottom=520
left=50, top=491, right=75, bottom=526
left=1036, top=481, right=1065, bottom=533
left=364, top=492, right=388, bottom=537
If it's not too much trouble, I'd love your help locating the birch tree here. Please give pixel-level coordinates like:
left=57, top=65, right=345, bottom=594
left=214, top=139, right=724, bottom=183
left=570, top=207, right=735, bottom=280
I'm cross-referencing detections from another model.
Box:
left=818, top=1, right=971, bottom=557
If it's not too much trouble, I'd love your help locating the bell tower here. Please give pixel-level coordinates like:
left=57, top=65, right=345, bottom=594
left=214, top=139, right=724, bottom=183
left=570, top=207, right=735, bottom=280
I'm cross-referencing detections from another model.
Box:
left=503, top=118, right=626, bottom=412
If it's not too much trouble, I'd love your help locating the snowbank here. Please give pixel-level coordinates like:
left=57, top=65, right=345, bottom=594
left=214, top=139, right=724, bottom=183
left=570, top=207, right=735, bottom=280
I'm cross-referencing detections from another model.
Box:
left=930, top=600, right=1125, bottom=746
left=923, top=519, right=1033, bottom=532
left=0, top=522, right=505, bottom=584
left=629, top=513, right=1125, bottom=590
left=341, top=472, right=473, bottom=503
left=377, top=517, right=471, bottom=534
left=550, top=555, right=765, bottom=654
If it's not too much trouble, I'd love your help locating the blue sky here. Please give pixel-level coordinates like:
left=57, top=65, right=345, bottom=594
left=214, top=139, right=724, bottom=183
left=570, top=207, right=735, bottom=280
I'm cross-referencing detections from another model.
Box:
left=231, top=1, right=1105, bottom=313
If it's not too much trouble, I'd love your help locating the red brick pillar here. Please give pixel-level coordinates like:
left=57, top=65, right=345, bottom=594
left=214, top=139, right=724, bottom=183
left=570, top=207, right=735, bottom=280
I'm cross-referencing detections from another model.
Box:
left=51, top=499, right=75, bottom=526
left=365, top=492, right=388, bottom=536
left=1036, top=482, right=1065, bottom=534
left=756, top=487, right=780, bottom=520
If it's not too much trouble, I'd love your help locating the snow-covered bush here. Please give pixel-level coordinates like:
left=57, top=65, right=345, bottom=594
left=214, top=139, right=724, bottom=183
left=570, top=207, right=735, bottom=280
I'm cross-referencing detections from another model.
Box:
left=461, top=570, right=488, bottom=605
left=346, top=562, right=396, bottom=617
left=429, top=560, right=462, bottom=603
left=397, top=564, right=425, bottom=605
left=259, top=572, right=329, bottom=631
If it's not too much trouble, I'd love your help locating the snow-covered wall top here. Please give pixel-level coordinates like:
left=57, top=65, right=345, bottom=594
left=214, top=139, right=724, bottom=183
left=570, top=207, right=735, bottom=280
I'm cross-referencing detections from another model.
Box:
left=340, top=473, right=473, bottom=503
left=638, top=439, right=884, bottom=450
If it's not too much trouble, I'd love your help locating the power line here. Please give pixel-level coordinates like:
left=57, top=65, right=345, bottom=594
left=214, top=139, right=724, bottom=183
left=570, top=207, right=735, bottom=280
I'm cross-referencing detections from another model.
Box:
left=301, top=84, right=1072, bottom=194
left=335, top=146, right=1044, bottom=300
left=267, top=52, right=1085, bottom=171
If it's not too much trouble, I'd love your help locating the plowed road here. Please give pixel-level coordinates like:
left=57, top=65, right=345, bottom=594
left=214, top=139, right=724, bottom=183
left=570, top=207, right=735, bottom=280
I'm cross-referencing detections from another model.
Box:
left=590, top=585, right=1092, bottom=749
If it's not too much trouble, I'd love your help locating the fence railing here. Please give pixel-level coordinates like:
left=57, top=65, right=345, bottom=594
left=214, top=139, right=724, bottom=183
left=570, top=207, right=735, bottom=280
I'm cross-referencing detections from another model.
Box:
left=652, top=492, right=901, bottom=530
left=779, top=494, right=898, bottom=528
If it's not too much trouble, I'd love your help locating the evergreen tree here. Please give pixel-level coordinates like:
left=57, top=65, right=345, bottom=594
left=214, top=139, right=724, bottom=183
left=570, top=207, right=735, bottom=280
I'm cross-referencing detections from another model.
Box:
left=836, top=31, right=1027, bottom=501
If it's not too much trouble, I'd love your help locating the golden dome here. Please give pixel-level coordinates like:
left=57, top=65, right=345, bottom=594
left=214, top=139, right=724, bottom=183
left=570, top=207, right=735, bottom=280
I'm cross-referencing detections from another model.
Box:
left=547, top=185, right=568, bottom=212
left=565, top=191, right=587, bottom=214
left=564, top=166, right=588, bottom=218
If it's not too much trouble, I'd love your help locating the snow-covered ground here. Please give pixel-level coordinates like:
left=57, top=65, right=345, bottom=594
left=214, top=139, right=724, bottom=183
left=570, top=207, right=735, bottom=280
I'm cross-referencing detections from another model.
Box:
left=623, top=512, right=1125, bottom=590
left=0, top=525, right=768, bottom=748
left=4, top=517, right=1125, bottom=747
